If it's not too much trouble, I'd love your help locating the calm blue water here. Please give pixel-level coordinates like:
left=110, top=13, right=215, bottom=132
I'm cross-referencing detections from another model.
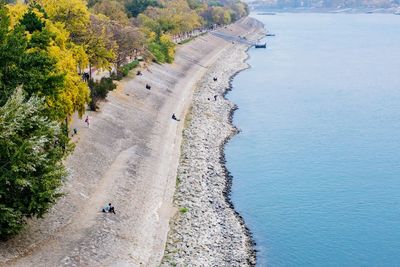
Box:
left=226, top=13, right=400, bottom=266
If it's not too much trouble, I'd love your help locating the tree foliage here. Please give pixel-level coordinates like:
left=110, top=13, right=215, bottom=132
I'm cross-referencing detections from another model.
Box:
left=84, top=15, right=116, bottom=71
left=92, top=0, right=130, bottom=25
left=109, top=21, right=144, bottom=69
left=133, top=0, right=248, bottom=62
left=0, top=5, right=65, bottom=117
left=125, top=0, right=159, bottom=17
left=19, top=8, right=45, bottom=33
left=0, top=89, right=70, bottom=238
left=7, top=4, right=91, bottom=120
left=38, top=0, right=116, bottom=77
left=38, top=0, right=90, bottom=41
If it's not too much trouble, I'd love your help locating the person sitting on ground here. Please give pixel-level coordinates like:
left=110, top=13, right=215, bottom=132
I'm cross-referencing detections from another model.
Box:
left=214, top=95, right=217, bottom=101
left=102, top=203, right=116, bottom=214
left=109, top=205, right=115, bottom=214
left=146, top=84, right=151, bottom=90
left=137, top=70, right=142, bottom=76
left=213, top=77, right=217, bottom=82
left=172, top=113, right=180, bottom=121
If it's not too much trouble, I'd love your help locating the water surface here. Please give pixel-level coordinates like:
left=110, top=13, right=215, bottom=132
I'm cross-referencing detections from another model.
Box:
left=226, top=13, right=400, bottom=266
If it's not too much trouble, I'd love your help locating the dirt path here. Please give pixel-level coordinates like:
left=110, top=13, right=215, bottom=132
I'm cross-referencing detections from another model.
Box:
left=0, top=17, right=264, bottom=267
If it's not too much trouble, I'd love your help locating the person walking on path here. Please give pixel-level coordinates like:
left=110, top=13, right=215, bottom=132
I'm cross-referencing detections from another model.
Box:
left=72, top=128, right=78, bottom=136
left=85, top=116, right=90, bottom=127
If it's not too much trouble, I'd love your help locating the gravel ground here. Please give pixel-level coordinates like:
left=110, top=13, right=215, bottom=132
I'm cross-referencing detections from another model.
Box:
left=162, top=22, right=265, bottom=267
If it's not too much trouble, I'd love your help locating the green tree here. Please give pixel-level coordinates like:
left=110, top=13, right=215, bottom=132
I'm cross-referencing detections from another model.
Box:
left=110, top=21, right=144, bottom=71
left=0, top=5, right=65, bottom=114
left=38, top=0, right=90, bottom=42
left=186, top=0, right=204, bottom=9
left=84, top=14, right=116, bottom=74
left=92, top=0, right=130, bottom=25
left=0, top=89, right=70, bottom=238
left=125, top=0, right=158, bottom=17
left=19, top=8, right=45, bottom=33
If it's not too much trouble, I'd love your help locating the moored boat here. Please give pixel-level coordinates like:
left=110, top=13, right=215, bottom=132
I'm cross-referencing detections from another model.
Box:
left=255, top=43, right=267, bottom=48
left=257, top=12, right=276, bottom=15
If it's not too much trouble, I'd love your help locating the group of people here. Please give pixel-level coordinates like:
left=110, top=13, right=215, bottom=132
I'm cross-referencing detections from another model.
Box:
left=69, top=115, right=90, bottom=137
left=207, top=95, right=218, bottom=101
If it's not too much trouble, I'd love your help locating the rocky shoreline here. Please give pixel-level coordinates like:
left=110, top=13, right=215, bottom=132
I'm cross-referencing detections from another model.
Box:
left=162, top=32, right=264, bottom=266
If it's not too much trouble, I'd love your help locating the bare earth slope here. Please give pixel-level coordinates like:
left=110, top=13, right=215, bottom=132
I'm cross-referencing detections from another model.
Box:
left=0, top=17, right=263, bottom=267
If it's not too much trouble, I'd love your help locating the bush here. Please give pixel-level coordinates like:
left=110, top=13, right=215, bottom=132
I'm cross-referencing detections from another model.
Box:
left=112, top=60, right=140, bottom=80
left=89, top=77, right=117, bottom=110
left=120, top=60, right=139, bottom=77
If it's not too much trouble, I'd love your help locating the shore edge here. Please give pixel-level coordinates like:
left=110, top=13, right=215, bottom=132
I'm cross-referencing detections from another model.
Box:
left=162, top=18, right=265, bottom=266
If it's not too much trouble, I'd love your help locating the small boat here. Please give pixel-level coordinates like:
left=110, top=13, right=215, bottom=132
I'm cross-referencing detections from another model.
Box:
left=255, top=43, right=267, bottom=49
left=266, top=33, right=276, bottom=37
left=257, top=12, right=276, bottom=15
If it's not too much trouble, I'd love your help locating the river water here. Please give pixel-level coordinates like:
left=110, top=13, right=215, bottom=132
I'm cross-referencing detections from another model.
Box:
left=226, top=13, right=400, bottom=266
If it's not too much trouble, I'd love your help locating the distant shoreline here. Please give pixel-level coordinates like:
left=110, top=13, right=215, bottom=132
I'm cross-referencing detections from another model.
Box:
left=252, top=7, right=400, bottom=14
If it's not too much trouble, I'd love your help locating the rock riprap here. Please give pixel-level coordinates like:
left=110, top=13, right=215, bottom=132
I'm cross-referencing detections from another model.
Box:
left=162, top=43, right=260, bottom=266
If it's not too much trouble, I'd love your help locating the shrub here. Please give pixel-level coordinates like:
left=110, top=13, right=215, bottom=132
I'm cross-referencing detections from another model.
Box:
left=120, top=60, right=139, bottom=77
left=112, top=60, right=140, bottom=80
left=89, top=77, right=117, bottom=110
